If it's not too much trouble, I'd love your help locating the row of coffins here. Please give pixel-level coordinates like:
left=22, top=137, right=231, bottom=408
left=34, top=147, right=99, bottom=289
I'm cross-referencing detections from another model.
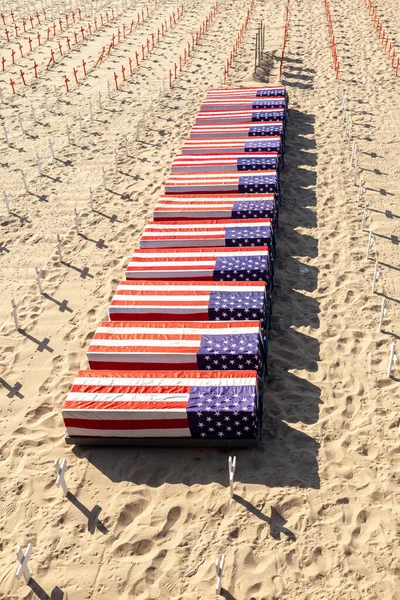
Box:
left=62, top=84, right=287, bottom=446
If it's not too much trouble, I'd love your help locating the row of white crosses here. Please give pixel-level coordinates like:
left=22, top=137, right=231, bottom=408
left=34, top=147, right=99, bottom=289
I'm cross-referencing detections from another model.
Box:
left=339, top=83, right=398, bottom=378
left=16, top=456, right=232, bottom=593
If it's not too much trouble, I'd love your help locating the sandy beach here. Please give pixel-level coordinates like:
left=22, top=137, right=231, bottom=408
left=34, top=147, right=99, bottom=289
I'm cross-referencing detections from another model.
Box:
left=0, top=0, right=399, bottom=598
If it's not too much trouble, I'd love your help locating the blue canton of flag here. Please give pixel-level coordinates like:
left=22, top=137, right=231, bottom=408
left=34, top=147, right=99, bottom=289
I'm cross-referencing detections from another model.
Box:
left=232, top=199, right=275, bottom=219
left=208, top=291, right=266, bottom=324
left=249, top=124, right=284, bottom=136
left=186, top=385, right=259, bottom=439
left=244, top=140, right=281, bottom=153
left=251, top=100, right=285, bottom=111
left=214, top=255, right=271, bottom=283
left=197, top=333, right=263, bottom=374
left=226, top=225, right=272, bottom=247
left=256, top=88, right=286, bottom=97
left=238, top=174, right=277, bottom=194
left=237, top=156, right=277, bottom=171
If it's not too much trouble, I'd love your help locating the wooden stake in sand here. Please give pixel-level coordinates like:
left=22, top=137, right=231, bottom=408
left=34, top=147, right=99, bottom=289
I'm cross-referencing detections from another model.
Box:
left=15, top=543, right=32, bottom=583
left=378, top=297, right=387, bottom=332
left=74, top=208, right=81, bottom=234
left=228, top=455, right=236, bottom=498
left=35, top=265, right=43, bottom=294
left=215, top=554, right=225, bottom=595
left=54, top=458, right=68, bottom=495
left=10, top=297, right=20, bottom=330
left=387, top=341, right=398, bottom=377
left=371, top=261, right=380, bottom=293
left=3, top=190, right=11, bottom=213
left=57, top=234, right=63, bottom=262
left=366, top=229, right=374, bottom=259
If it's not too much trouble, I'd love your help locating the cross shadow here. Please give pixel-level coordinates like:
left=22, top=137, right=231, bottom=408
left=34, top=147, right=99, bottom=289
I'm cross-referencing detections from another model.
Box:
left=10, top=211, right=30, bottom=223
left=28, top=579, right=64, bottom=600
left=220, top=590, right=237, bottom=600
left=78, top=233, right=108, bottom=248
left=42, top=173, right=62, bottom=183
left=233, top=496, right=296, bottom=541
left=61, top=261, right=94, bottom=279
left=66, top=492, right=108, bottom=534
left=93, top=209, right=120, bottom=222
left=42, top=293, right=73, bottom=313
left=28, top=191, right=48, bottom=202
left=0, top=377, right=24, bottom=398
left=17, top=329, right=53, bottom=352
left=0, top=243, right=9, bottom=253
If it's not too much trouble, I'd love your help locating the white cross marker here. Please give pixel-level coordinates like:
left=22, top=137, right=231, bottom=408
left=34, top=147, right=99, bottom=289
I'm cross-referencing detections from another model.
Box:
left=350, top=141, right=356, bottom=167
left=102, top=167, right=106, bottom=188
left=66, top=124, right=71, bottom=144
left=48, top=138, right=55, bottom=159
left=3, top=126, right=9, bottom=145
left=11, top=297, right=20, bottom=329
left=20, top=170, right=28, bottom=193
left=54, top=458, right=68, bottom=495
left=136, top=121, right=140, bottom=141
left=353, top=160, right=358, bottom=185
left=387, top=341, right=398, bottom=377
left=17, top=114, right=25, bottom=135
left=366, top=229, right=374, bottom=259
left=89, top=186, right=94, bottom=210
left=54, top=85, right=60, bottom=101
left=98, top=91, right=102, bottom=109
left=89, top=100, right=93, bottom=121
left=78, top=112, right=83, bottom=131
left=228, top=455, right=236, bottom=498
left=35, top=265, right=43, bottom=294
left=36, top=154, right=43, bottom=176
left=361, top=205, right=369, bottom=231
left=107, top=79, right=111, bottom=99
left=357, top=179, right=364, bottom=207
left=0, top=86, right=4, bottom=103
left=57, top=234, right=63, bottom=262
left=16, top=543, right=32, bottom=583
left=215, top=554, right=225, bottom=595
left=3, top=190, right=11, bottom=213
left=30, top=103, right=37, bottom=124
left=74, top=208, right=81, bottom=234
left=372, top=261, right=380, bottom=293
left=378, top=297, right=387, bottom=332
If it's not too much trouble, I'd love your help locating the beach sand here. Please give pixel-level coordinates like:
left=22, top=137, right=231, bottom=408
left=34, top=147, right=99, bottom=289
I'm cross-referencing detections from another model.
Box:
left=0, top=0, right=399, bottom=598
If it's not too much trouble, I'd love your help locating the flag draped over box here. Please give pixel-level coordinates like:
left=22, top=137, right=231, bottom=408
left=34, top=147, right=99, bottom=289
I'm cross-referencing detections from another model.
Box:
left=125, top=246, right=272, bottom=283
left=108, top=280, right=269, bottom=325
left=86, top=321, right=265, bottom=374
left=181, top=137, right=282, bottom=155
left=153, top=193, right=276, bottom=221
left=171, top=153, right=279, bottom=172
left=62, top=369, right=260, bottom=440
left=196, top=109, right=285, bottom=125
left=200, top=100, right=286, bottom=113
left=205, top=86, right=287, bottom=98
left=189, top=122, right=284, bottom=139
left=139, top=218, right=274, bottom=249
left=165, top=171, right=280, bottom=198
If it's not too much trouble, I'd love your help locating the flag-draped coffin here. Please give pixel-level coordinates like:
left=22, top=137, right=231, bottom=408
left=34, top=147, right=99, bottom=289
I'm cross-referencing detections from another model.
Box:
left=62, top=369, right=260, bottom=441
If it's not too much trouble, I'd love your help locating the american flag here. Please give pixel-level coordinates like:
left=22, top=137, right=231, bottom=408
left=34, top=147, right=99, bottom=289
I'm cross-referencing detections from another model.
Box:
left=139, top=218, right=274, bottom=249
left=153, top=193, right=276, bottom=221
left=171, top=153, right=279, bottom=173
left=199, top=99, right=286, bottom=113
left=62, top=369, right=260, bottom=441
left=108, top=280, right=269, bottom=325
left=189, top=122, right=284, bottom=139
left=125, top=246, right=273, bottom=283
left=205, top=86, right=287, bottom=98
left=164, top=171, right=280, bottom=199
left=196, top=109, right=286, bottom=125
left=181, top=137, right=282, bottom=156
left=86, top=320, right=265, bottom=374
